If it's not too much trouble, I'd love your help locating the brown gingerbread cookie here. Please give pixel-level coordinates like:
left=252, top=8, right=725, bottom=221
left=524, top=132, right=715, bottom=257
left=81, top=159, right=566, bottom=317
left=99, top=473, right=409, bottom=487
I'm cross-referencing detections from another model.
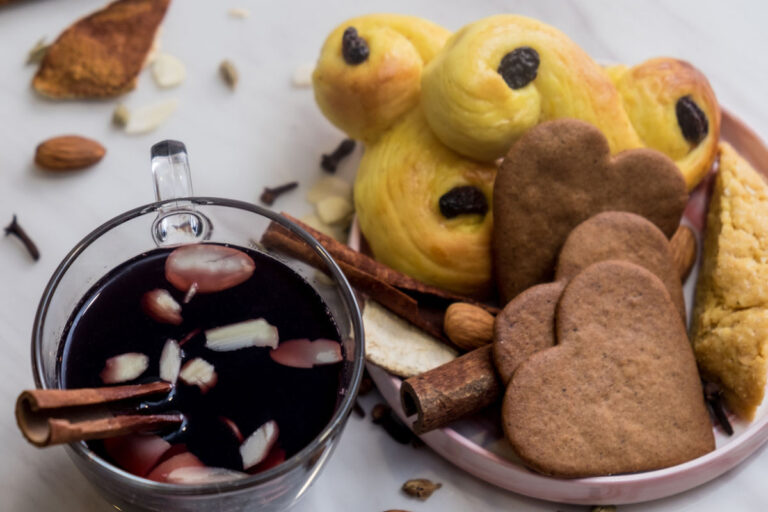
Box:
left=492, top=282, right=563, bottom=386
left=556, top=211, right=686, bottom=322
left=502, top=260, right=714, bottom=477
left=493, top=119, right=688, bottom=303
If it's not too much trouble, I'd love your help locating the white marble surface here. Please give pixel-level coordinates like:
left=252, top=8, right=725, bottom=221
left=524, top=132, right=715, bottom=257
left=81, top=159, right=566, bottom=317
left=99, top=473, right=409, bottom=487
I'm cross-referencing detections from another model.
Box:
left=1, top=0, right=767, bottom=510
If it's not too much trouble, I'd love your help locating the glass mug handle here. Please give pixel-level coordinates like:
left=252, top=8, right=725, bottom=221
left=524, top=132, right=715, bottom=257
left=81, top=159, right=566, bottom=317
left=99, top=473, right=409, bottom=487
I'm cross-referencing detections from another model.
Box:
left=150, top=140, right=211, bottom=246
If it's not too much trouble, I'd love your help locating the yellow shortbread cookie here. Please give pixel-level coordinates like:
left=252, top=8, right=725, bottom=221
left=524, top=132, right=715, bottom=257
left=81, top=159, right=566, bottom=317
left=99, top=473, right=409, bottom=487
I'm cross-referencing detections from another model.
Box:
left=691, top=142, right=768, bottom=420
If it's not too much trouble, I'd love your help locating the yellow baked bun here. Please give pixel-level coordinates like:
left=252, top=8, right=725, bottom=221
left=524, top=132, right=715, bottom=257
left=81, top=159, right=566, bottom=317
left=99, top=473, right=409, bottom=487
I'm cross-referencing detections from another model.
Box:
left=354, top=108, right=496, bottom=296
left=607, top=58, right=720, bottom=190
left=312, top=15, right=450, bottom=143
left=420, top=14, right=643, bottom=162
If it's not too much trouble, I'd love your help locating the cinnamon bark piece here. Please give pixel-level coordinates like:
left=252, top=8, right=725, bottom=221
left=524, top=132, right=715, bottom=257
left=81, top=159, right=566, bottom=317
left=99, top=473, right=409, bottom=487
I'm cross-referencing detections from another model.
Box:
left=400, top=345, right=501, bottom=434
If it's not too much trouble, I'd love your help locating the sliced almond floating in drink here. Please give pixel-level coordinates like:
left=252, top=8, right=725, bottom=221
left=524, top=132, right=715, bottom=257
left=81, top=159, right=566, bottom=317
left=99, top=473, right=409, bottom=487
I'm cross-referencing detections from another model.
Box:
left=269, top=339, right=342, bottom=369
left=205, top=319, right=279, bottom=351
left=159, top=339, right=181, bottom=384
left=146, top=451, right=205, bottom=482
left=240, top=420, right=279, bottom=470
left=166, top=466, right=248, bottom=484
left=141, top=288, right=182, bottom=325
left=249, top=445, right=286, bottom=474
left=179, top=358, right=217, bottom=393
left=103, top=434, right=171, bottom=477
left=100, top=353, right=149, bottom=384
left=165, top=244, right=256, bottom=293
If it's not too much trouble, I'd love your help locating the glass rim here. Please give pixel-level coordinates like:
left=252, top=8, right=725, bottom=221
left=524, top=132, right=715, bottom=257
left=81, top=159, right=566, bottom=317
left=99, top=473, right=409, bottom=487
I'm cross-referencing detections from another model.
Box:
left=31, top=196, right=365, bottom=495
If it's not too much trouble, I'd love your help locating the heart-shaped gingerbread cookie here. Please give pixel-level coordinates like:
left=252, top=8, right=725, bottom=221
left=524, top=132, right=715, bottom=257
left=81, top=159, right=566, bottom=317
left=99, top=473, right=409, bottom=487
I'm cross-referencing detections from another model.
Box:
left=556, top=211, right=686, bottom=322
left=493, top=119, right=688, bottom=302
left=502, top=260, right=714, bottom=477
left=492, top=282, right=562, bottom=386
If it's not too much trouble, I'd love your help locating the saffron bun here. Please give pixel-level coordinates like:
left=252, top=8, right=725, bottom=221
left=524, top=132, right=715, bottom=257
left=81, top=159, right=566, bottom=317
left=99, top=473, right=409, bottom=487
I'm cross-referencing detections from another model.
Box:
left=607, top=58, right=720, bottom=189
left=354, top=109, right=496, bottom=296
left=312, top=14, right=450, bottom=143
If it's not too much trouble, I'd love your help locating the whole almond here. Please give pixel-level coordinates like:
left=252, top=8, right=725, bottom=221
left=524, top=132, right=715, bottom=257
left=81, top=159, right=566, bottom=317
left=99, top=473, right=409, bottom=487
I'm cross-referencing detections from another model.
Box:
left=34, top=135, right=106, bottom=170
left=670, top=224, right=697, bottom=281
left=443, top=302, right=495, bottom=351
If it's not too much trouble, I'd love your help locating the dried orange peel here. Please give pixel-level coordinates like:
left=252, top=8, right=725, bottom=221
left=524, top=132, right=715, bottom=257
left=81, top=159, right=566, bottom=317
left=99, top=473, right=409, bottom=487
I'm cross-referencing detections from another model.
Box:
left=33, top=0, right=171, bottom=99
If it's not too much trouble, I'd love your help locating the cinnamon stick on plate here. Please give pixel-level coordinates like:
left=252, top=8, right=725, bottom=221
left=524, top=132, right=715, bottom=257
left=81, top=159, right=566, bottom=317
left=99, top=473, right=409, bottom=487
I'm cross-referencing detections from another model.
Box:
left=271, top=213, right=499, bottom=315
left=16, top=381, right=182, bottom=447
left=400, top=345, right=502, bottom=434
left=260, top=216, right=498, bottom=342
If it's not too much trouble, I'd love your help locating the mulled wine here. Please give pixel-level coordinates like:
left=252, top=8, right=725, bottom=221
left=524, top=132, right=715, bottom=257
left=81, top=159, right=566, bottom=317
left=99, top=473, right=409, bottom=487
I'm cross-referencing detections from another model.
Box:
left=58, top=243, right=343, bottom=483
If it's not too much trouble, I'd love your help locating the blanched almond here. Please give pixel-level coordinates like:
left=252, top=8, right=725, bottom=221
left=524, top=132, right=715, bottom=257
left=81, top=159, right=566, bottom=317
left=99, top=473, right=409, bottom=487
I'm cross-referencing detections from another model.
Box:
left=240, top=420, right=279, bottom=469
left=141, top=289, right=182, bottom=325
left=179, top=358, right=217, bottom=393
left=152, top=53, right=186, bottom=88
left=315, top=196, right=353, bottom=225
left=100, top=353, right=149, bottom=384
left=205, top=319, right=279, bottom=351
left=306, top=176, right=352, bottom=204
left=124, top=98, right=178, bottom=134
left=159, top=339, right=181, bottom=384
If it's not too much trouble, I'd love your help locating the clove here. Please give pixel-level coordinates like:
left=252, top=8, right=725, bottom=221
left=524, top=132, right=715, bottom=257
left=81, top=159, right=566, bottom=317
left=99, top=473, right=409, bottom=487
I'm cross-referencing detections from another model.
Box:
left=260, top=181, right=298, bottom=206
left=4, top=215, right=39, bottom=261
left=703, top=381, right=734, bottom=436
left=372, top=403, right=415, bottom=444
left=321, top=139, right=355, bottom=173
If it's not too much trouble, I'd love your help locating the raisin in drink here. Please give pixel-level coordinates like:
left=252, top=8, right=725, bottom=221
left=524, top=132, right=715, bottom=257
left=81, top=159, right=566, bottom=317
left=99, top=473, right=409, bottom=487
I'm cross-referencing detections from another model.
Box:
left=60, top=243, right=344, bottom=484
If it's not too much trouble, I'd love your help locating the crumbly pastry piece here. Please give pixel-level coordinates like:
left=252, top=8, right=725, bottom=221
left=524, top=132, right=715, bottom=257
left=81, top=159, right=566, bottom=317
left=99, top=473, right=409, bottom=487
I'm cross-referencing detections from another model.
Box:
left=492, top=282, right=562, bottom=385
left=504, top=261, right=714, bottom=478
left=691, top=143, right=768, bottom=420
left=607, top=58, right=720, bottom=190
left=33, top=0, right=171, bottom=99
left=312, top=14, right=450, bottom=143
left=556, top=211, right=686, bottom=322
left=493, top=119, right=687, bottom=303
left=354, top=110, right=495, bottom=296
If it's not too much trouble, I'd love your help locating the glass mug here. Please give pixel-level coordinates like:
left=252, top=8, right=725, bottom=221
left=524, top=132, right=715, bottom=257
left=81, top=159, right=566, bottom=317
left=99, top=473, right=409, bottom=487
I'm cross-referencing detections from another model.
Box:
left=31, top=141, right=365, bottom=511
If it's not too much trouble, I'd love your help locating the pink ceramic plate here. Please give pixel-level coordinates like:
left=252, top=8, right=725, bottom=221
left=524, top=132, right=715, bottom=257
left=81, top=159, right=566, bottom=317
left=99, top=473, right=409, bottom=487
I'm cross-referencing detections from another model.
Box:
left=350, top=110, right=768, bottom=505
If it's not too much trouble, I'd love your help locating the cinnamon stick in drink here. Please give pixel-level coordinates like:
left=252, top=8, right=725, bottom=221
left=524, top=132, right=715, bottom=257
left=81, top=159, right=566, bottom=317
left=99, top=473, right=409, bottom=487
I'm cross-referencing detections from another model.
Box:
left=16, top=381, right=182, bottom=447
